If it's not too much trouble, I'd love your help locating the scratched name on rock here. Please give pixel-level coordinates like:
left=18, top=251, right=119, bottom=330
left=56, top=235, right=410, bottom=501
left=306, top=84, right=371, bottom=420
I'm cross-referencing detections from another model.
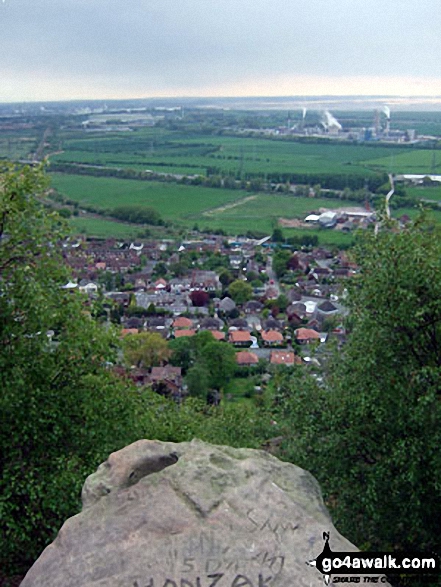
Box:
left=133, top=573, right=274, bottom=587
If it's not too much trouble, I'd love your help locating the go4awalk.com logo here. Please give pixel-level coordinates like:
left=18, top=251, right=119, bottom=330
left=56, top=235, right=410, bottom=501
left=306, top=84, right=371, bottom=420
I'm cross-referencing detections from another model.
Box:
left=306, top=532, right=439, bottom=585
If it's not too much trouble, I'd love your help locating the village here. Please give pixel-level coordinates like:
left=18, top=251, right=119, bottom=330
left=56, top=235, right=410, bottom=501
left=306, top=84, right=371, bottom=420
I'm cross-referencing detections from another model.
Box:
left=61, top=232, right=354, bottom=401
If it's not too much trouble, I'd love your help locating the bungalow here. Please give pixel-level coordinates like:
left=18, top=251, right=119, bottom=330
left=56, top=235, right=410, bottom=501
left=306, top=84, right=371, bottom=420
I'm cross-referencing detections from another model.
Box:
left=174, top=329, right=196, bottom=338
left=244, top=300, right=263, bottom=314
left=173, top=316, right=193, bottom=329
left=261, top=330, right=284, bottom=346
left=229, top=330, right=252, bottom=346
left=236, top=350, right=259, bottom=366
left=294, top=327, right=321, bottom=344
left=154, top=278, right=167, bottom=292
left=270, top=351, right=302, bottom=366
left=218, top=297, right=236, bottom=314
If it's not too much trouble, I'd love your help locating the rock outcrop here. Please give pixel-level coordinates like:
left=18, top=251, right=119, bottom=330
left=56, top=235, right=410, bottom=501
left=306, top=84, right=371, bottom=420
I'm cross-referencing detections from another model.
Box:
left=21, top=439, right=384, bottom=586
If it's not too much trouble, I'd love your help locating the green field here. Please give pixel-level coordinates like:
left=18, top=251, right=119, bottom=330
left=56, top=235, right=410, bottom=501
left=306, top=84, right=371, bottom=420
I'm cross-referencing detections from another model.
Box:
left=50, top=173, right=245, bottom=221
left=361, top=149, right=441, bottom=175
left=51, top=129, right=422, bottom=178
left=51, top=173, right=355, bottom=233
left=406, top=185, right=441, bottom=202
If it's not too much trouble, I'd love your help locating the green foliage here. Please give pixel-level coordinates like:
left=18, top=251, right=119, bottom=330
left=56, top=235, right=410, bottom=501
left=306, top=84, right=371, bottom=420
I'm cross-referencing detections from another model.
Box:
left=110, top=205, right=163, bottom=225
left=272, top=249, right=291, bottom=278
left=275, top=217, right=441, bottom=561
left=228, top=279, right=253, bottom=304
left=122, top=331, right=171, bottom=368
left=0, top=163, right=144, bottom=574
left=170, top=332, right=236, bottom=395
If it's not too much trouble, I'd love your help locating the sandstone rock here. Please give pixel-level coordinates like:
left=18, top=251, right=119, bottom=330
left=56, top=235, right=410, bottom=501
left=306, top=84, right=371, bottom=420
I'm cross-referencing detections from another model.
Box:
left=21, top=439, right=386, bottom=587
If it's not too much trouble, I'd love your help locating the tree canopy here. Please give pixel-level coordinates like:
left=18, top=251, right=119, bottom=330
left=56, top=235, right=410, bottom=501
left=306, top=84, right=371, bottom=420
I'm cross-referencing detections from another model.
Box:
left=275, top=217, right=441, bottom=566
left=0, top=164, right=143, bottom=574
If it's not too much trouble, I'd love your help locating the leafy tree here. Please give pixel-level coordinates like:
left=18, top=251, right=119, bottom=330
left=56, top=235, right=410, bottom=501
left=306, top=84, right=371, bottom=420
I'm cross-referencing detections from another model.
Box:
left=200, top=341, right=236, bottom=391
left=228, top=279, right=253, bottom=304
left=185, top=364, right=211, bottom=400
left=0, top=163, right=143, bottom=575
left=190, top=289, right=210, bottom=307
left=323, top=218, right=441, bottom=555
left=272, top=249, right=291, bottom=278
left=218, top=268, right=234, bottom=288
left=122, top=331, right=171, bottom=369
left=277, top=217, right=441, bottom=566
left=271, top=227, right=284, bottom=242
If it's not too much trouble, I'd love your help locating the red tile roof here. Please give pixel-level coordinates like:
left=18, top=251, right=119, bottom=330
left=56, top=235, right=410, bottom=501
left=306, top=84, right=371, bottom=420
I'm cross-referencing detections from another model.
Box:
left=229, top=330, right=252, bottom=343
left=270, top=351, right=302, bottom=365
left=210, top=330, right=226, bottom=341
left=295, top=327, right=321, bottom=341
left=174, top=329, right=196, bottom=338
left=173, top=317, right=193, bottom=328
left=236, top=351, right=259, bottom=365
left=261, top=330, right=283, bottom=343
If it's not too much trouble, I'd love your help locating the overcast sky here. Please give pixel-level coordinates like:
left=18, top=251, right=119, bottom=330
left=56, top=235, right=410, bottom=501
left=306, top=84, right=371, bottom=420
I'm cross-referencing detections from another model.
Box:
left=1, top=0, right=441, bottom=102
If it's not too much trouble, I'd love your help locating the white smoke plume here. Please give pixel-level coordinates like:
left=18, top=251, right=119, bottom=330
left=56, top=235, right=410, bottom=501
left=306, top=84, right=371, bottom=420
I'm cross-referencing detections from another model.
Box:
left=323, top=111, right=342, bottom=130
left=302, top=107, right=307, bottom=120
left=383, top=105, right=391, bottom=119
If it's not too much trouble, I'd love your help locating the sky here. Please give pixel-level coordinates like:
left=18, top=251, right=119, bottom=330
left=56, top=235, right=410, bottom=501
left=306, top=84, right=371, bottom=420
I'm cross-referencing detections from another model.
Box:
left=1, top=0, right=441, bottom=103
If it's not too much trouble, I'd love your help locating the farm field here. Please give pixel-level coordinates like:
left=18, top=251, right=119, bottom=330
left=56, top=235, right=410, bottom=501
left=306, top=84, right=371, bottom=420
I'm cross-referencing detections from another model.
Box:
left=198, top=193, right=349, bottom=231
left=360, top=149, right=441, bottom=175
left=51, top=129, right=421, bottom=178
left=50, top=173, right=246, bottom=222
left=406, top=185, right=441, bottom=202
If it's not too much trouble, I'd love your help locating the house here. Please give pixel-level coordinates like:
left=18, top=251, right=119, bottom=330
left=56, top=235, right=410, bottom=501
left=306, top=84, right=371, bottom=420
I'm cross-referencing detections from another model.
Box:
left=294, top=327, right=321, bottom=344
left=209, top=330, right=226, bottom=341
left=154, top=278, right=167, bottom=292
left=120, top=328, right=139, bottom=337
left=244, top=300, right=263, bottom=314
left=199, top=317, right=224, bottom=331
left=78, top=280, right=98, bottom=295
left=262, top=318, right=284, bottom=332
left=229, top=330, right=252, bottom=346
left=318, top=300, right=339, bottom=315
left=229, top=318, right=249, bottom=330
left=270, top=351, right=302, bottom=366
left=236, top=350, right=259, bottom=366
left=174, top=329, right=196, bottom=338
left=261, top=330, right=284, bottom=346
left=218, top=297, right=236, bottom=314
left=190, top=270, right=220, bottom=291
left=173, top=316, right=193, bottom=329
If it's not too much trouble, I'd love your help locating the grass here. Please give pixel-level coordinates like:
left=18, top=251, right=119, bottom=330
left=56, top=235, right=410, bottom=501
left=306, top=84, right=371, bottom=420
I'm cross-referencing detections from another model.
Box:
left=406, top=185, right=441, bottom=202
left=50, top=173, right=245, bottom=222
left=53, top=173, right=362, bottom=243
left=197, top=193, right=358, bottom=233
left=52, top=128, right=423, bottom=178
left=360, top=149, right=441, bottom=175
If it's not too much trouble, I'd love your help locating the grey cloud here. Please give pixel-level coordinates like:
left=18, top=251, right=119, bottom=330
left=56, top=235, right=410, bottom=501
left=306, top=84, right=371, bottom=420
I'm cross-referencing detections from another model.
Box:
left=1, top=0, right=440, bottom=99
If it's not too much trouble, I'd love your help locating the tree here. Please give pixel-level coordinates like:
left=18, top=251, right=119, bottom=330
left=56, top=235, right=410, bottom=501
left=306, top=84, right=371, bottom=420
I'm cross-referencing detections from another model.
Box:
left=228, top=279, right=253, bottom=304
left=122, top=331, right=171, bottom=368
left=278, top=217, right=441, bottom=565
left=200, top=341, right=236, bottom=391
left=185, top=364, right=211, bottom=400
left=324, top=218, right=441, bottom=555
left=190, top=289, right=210, bottom=307
left=271, top=227, right=284, bottom=242
left=0, top=164, right=143, bottom=575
